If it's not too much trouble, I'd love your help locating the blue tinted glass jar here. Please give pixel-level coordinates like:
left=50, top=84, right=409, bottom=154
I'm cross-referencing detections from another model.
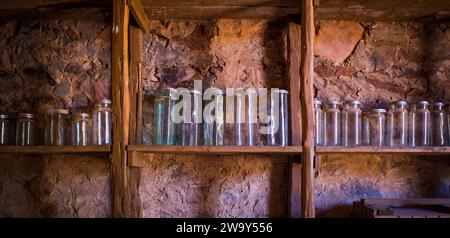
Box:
left=153, top=88, right=177, bottom=145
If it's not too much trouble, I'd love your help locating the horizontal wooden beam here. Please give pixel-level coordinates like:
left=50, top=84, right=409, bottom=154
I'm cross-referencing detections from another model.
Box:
left=144, top=6, right=300, bottom=19
left=0, top=146, right=111, bottom=154
left=317, top=146, right=450, bottom=155
left=127, top=145, right=303, bottom=155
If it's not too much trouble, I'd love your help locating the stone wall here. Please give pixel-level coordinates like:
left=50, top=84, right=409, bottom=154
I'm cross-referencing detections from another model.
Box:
left=314, top=21, right=450, bottom=217
left=0, top=15, right=111, bottom=217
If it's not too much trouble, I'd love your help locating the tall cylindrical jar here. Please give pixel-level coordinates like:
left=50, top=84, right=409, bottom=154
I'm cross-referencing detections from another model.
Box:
left=16, top=113, right=35, bottom=146
left=386, top=100, right=409, bottom=147
left=236, top=88, right=259, bottom=146
left=324, top=100, right=341, bottom=146
left=72, top=113, right=92, bottom=146
left=93, top=99, right=112, bottom=145
left=45, top=109, right=68, bottom=146
left=203, top=88, right=224, bottom=146
left=180, top=90, right=202, bottom=146
left=0, top=114, right=9, bottom=145
left=410, top=101, right=431, bottom=147
left=153, top=88, right=177, bottom=145
left=363, top=109, right=386, bottom=146
left=431, top=102, right=447, bottom=146
left=266, top=89, right=289, bottom=146
left=314, top=99, right=324, bottom=146
left=341, top=100, right=362, bottom=146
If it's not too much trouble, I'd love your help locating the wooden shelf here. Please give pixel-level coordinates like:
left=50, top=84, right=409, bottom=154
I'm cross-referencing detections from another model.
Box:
left=317, top=146, right=450, bottom=155
left=127, top=145, right=302, bottom=155
left=0, top=146, right=111, bottom=154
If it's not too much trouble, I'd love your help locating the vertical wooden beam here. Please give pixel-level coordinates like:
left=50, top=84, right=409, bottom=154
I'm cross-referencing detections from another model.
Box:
left=112, top=0, right=130, bottom=218
left=300, top=0, right=316, bottom=218
left=287, top=22, right=302, bottom=218
left=128, top=25, right=144, bottom=218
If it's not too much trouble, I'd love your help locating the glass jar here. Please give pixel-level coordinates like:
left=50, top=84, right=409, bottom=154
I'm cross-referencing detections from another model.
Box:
left=314, top=99, right=324, bottom=146
left=266, top=89, right=289, bottom=146
left=410, top=101, right=431, bottom=147
left=324, top=100, right=341, bottom=146
left=236, top=88, right=259, bottom=146
left=153, top=88, right=177, bottom=145
left=93, top=99, right=112, bottom=146
left=45, top=109, right=68, bottom=146
left=386, top=100, right=409, bottom=147
left=341, top=100, right=362, bottom=146
left=431, top=102, right=447, bottom=146
left=203, top=88, right=224, bottom=146
left=180, top=90, right=202, bottom=146
left=16, top=113, right=35, bottom=146
left=363, top=109, right=386, bottom=146
left=72, top=113, right=92, bottom=146
left=0, top=114, right=9, bottom=145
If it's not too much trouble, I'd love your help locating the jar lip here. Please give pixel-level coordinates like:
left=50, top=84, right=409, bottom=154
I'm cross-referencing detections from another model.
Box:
left=271, top=88, right=288, bottom=94
left=74, top=112, right=90, bottom=118
left=371, top=108, right=386, bottom=113
left=155, top=87, right=177, bottom=98
left=418, top=100, right=429, bottom=105
left=396, top=100, right=409, bottom=106
left=314, top=98, right=322, bottom=105
left=100, top=99, right=112, bottom=104
left=328, top=100, right=342, bottom=105
left=19, top=113, right=34, bottom=118
left=347, top=100, right=361, bottom=105
left=0, top=114, right=8, bottom=119
left=434, top=101, right=445, bottom=107
left=46, top=108, right=69, bottom=114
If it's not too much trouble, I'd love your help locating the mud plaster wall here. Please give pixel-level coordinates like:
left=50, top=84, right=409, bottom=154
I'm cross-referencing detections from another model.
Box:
left=0, top=14, right=111, bottom=217
left=314, top=21, right=450, bottom=217
left=141, top=19, right=450, bottom=218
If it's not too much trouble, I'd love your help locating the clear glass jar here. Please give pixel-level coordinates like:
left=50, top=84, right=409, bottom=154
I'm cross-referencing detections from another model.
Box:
left=16, top=113, right=35, bottom=146
left=0, top=114, right=9, bottom=145
left=236, top=88, right=259, bottom=146
left=363, top=109, right=386, bottom=146
left=431, top=102, right=447, bottom=146
left=266, top=89, right=289, bottom=146
left=410, top=101, right=431, bottom=147
left=72, top=113, right=92, bottom=146
left=153, top=88, right=177, bottom=145
left=324, top=100, right=341, bottom=146
left=314, top=99, right=324, bottom=146
left=386, top=100, right=409, bottom=147
left=93, top=99, right=112, bottom=146
left=203, top=88, right=224, bottom=146
left=180, top=90, right=202, bottom=146
left=341, top=100, right=362, bottom=146
left=45, top=109, right=68, bottom=146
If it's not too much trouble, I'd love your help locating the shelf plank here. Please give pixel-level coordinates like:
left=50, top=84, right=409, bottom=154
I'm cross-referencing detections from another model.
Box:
left=0, top=146, right=111, bottom=154
left=317, top=146, right=450, bottom=155
left=127, top=145, right=302, bottom=155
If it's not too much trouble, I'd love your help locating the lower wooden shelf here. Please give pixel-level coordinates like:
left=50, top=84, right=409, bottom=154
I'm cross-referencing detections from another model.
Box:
left=317, top=146, right=450, bottom=155
left=127, top=145, right=303, bottom=155
left=0, top=146, right=111, bottom=154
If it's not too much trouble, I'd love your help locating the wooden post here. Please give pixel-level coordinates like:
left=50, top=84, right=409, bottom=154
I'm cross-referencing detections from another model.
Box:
left=287, top=22, right=302, bottom=218
left=127, top=25, right=144, bottom=218
left=112, top=0, right=130, bottom=218
left=300, top=0, right=316, bottom=218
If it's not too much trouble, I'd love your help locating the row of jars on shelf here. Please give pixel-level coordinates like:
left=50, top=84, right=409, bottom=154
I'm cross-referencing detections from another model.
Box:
left=152, top=88, right=290, bottom=146
left=315, top=99, right=450, bottom=147
left=0, top=99, right=112, bottom=146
